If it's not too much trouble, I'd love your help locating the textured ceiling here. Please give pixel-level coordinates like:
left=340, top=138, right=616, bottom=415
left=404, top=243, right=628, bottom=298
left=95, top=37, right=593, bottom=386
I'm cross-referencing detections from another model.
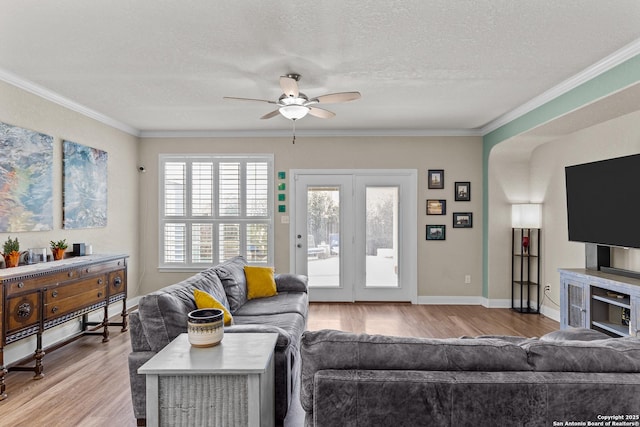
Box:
left=1, top=1, right=640, bottom=135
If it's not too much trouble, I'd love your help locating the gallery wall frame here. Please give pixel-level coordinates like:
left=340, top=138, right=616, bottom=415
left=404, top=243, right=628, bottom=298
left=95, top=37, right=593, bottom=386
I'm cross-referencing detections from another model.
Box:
left=426, top=199, right=446, bottom=215
left=455, top=181, right=470, bottom=201
left=453, top=212, right=473, bottom=228
left=427, top=169, right=444, bottom=189
left=426, top=225, right=446, bottom=240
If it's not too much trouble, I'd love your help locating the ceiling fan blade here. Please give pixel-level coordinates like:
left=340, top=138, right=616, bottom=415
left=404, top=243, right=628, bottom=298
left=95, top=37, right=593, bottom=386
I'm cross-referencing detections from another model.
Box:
left=280, top=76, right=299, bottom=98
left=308, top=106, right=335, bottom=119
left=223, top=96, right=276, bottom=104
left=260, top=110, right=281, bottom=120
left=313, top=91, right=361, bottom=104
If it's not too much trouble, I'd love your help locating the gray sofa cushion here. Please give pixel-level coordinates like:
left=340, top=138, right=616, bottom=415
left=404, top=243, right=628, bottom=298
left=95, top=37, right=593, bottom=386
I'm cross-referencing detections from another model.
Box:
left=300, top=329, right=532, bottom=411
left=137, top=266, right=229, bottom=352
left=234, top=312, right=307, bottom=350
left=275, top=273, right=309, bottom=293
left=213, top=256, right=248, bottom=312
left=233, top=292, right=309, bottom=318
left=521, top=337, right=640, bottom=372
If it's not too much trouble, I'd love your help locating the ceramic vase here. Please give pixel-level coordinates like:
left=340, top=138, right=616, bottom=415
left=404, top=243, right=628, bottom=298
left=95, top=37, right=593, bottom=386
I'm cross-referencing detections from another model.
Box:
left=187, top=308, right=224, bottom=347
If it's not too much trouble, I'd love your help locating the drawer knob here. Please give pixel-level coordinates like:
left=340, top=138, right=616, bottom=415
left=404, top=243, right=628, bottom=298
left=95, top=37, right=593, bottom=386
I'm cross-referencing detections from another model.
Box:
left=52, top=290, right=58, bottom=298
left=98, top=292, right=103, bottom=298
left=52, top=306, right=59, bottom=314
left=17, top=302, right=32, bottom=318
left=68, top=271, right=73, bottom=278
left=97, top=278, right=103, bottom=285
left=18, top=282, right=24, bottom=288
left=113, top=277, right=122, bottom=288
left=86, top=268, right=90, bottom=273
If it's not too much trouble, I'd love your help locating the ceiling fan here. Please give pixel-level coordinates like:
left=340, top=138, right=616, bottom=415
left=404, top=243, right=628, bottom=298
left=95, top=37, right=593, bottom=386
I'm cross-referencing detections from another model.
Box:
left=223, top=73, right=361, bottom=121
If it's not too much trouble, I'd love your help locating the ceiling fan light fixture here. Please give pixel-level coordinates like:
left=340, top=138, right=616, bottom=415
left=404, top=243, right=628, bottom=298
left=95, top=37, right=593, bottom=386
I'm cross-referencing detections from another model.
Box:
left=279, top=104, right=309, bottom=120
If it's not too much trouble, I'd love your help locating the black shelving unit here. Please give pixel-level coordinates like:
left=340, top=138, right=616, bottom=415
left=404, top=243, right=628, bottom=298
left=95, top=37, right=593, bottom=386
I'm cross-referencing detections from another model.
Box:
left=512, top=228, right=540, bottom=314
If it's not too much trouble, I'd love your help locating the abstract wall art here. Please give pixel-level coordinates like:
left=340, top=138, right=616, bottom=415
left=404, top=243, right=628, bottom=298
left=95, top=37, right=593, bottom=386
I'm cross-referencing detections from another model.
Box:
left=63, top=140, right=108, bottom=229
left=0, top=121, right=54, bottom=232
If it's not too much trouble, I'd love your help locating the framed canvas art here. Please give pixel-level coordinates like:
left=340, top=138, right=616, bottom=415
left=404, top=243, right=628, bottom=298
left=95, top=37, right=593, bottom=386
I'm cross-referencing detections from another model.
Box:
left=0, top=121, right=53, bottom=232
left=63, top=140, right=108, bottom=229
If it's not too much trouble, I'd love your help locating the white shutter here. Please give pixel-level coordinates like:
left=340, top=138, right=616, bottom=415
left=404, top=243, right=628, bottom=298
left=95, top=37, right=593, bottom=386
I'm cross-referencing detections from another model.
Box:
left=192, top=223, right=213, bottom=263
left=192, top=162, right=213, bottom=217
left=246, top=162, right=269, bottom=217
left=219, top=223, right=240, bottom=261
left=247, top=223, right=269, bottom=264
left=219, top=162, right=240, bottom=216
left=160, top=155, right=273, bottom=269
left=163, top=223, right=186, bottom=263
left=164, top=162, right=185, bottom=216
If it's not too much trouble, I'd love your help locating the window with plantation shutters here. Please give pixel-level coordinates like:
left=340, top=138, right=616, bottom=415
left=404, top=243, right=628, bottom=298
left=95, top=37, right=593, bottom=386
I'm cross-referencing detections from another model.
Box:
left=160, top=154, right=273, bottom=269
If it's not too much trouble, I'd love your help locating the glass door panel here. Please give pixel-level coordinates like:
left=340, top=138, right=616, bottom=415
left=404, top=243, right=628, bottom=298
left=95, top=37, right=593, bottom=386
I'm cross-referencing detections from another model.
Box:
left=294, top=174, right=353, bottom=302
left=307, top=186, right=340, bottom=288
left=365, top=186, right=399, bottom=288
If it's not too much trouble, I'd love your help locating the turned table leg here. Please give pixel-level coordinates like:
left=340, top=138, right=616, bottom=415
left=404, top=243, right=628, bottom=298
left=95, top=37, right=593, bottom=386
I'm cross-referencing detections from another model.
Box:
left=0, top=349, right=7, bottom=400
left=120, top=298, right=128, bottom=332
left=101, top=305, right=110, bottom=343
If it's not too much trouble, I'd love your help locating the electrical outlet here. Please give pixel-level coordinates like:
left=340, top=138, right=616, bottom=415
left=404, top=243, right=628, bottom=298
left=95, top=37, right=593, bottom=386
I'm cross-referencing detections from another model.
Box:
left=544, top=284, right=551, bottom=291
left=464, top=275, right=471, bottom=284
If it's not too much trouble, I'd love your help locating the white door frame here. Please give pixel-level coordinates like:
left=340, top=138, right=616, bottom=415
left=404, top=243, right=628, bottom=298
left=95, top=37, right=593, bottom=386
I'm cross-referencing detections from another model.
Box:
left=290, top=169, right=417, bottom=303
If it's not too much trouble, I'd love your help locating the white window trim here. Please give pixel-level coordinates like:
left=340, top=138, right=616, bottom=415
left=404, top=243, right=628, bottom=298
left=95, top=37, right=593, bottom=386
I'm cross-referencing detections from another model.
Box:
left=158, top=153, right=274, bottom=271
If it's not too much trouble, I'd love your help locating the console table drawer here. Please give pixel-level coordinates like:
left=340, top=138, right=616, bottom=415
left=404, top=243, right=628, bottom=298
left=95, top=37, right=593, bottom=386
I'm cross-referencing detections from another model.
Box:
left=45, top=276, right=106, bottom=304
left=44, top=286, right=107, bottom=320
left=6, top=293, right=40, bottom=334
left=5, top=269, right=82, bottom=296
left=80, top=259, right=126, bottom=277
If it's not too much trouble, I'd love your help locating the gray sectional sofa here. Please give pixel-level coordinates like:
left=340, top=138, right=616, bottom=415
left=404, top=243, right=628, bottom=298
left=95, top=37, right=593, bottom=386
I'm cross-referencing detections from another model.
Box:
left=128, top=256, right=308, bottom=426
left=301, top=328, right=640, bottom=426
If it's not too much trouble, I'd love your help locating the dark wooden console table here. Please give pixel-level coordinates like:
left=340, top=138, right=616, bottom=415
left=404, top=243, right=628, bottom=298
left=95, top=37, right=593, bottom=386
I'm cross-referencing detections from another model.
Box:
left=0, top=254, right=128, bottom=400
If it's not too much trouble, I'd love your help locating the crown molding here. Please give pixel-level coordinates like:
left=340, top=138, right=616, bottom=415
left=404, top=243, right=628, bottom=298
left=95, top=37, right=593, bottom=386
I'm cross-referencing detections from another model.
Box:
left=4, top=37, right=639, bottom=140
left=138, top=128, right=482, bottom=138
left=481, top=37, right=640, bottom=135
left=0, top=67, right=140, bottom=137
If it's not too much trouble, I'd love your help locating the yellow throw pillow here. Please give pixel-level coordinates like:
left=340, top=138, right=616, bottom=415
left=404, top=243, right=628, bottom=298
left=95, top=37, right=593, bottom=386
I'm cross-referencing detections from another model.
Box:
left=193, top=289, right=233, bottom=326
left=244, top=266, right=277, bottom=300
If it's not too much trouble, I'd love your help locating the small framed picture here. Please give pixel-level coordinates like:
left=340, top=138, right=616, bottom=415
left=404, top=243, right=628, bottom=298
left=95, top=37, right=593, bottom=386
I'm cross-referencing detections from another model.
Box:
left=453, top=212, right=473, bottom=228
left=426, top=225, right=446, bottom=240
left=455, top=182, right=470, bottom=201
left=426, top=199, right=446, bottom=215
left=428, top=169, right=444, bottom=189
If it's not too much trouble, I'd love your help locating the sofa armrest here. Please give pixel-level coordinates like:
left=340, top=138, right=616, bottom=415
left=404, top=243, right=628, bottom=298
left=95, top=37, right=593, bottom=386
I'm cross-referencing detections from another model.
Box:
left=275, top=273, right=308, bottom=293
left=129, top=310, right=152, bottom=352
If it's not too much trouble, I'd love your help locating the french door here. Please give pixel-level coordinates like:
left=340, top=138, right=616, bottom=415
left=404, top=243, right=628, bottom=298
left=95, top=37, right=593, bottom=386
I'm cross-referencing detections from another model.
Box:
left=291, top=170, right=417, bottom=302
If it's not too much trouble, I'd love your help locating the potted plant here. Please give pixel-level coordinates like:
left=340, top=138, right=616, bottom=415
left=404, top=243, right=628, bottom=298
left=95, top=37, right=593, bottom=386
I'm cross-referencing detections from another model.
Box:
left=50, top=239, right=68, bottom=261
left=3, top=236, right=20, bottom=268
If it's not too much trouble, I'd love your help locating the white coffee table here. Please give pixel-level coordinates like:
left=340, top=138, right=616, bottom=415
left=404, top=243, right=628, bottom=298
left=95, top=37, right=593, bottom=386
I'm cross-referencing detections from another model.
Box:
left=138, top=332, right=278, bottom=427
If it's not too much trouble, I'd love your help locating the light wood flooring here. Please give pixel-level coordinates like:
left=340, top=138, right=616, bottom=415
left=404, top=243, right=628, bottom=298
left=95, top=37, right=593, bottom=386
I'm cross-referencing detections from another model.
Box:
left=0, top=304, right=559, bottom=427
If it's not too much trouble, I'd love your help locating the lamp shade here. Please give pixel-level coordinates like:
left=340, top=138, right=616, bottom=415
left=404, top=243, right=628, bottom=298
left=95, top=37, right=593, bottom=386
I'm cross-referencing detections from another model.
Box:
left=279, top=105, right=309, bottom=120
left=511, top=204, right=542, bottom=228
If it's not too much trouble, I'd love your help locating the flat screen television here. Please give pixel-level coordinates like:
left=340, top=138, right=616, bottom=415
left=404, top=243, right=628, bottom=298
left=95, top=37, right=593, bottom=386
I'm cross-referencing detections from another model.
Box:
left=565, top=153, right=640, bottom=249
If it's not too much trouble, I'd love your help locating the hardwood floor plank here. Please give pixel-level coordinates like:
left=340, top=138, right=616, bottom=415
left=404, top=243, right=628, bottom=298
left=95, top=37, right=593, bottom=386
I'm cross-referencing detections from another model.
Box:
left=0, top=303, right=559, bottom=426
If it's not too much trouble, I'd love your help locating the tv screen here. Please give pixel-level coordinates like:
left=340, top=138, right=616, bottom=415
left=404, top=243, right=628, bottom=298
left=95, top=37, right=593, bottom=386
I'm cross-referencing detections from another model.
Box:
left=565, top=153, right=640, bottom=249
